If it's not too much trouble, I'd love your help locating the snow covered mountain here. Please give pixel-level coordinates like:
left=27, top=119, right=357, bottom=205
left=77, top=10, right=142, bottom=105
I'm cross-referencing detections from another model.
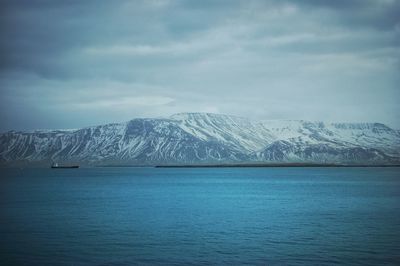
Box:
left=1, top=113, right=399, bottom=166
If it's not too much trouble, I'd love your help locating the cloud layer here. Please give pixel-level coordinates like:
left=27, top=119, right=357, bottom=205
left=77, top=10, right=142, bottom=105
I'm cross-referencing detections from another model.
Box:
left=1, top=0, right=399, bottom=130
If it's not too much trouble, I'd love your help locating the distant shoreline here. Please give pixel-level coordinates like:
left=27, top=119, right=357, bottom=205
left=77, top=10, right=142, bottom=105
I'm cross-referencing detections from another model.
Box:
left=154, top=163, right=400, bottom=168
left=2, top=163, right=399, bottom=168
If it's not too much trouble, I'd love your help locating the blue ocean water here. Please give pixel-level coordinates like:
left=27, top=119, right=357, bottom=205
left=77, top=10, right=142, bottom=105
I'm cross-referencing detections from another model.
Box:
left=0, top=167, right=399, bottom=265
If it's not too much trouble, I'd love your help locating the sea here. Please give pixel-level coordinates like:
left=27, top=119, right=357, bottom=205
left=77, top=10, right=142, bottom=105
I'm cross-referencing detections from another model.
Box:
left=1, top=167, right=399, bottom=265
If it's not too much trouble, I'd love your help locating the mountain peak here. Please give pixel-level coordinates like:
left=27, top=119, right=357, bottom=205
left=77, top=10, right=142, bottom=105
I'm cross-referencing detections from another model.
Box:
left=1, top=113, right=399, bottom=166
left=169, top=112, right=250, bottom=123
left=171, top=112, right=227, bottom=119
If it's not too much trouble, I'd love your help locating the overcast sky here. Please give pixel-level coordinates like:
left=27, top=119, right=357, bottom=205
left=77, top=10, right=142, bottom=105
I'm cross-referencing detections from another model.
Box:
left=0, top=0, right=399, bottom=131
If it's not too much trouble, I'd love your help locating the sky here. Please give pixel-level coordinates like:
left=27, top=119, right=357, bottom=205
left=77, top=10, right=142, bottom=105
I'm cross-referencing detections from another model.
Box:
left=0, top=0, right=399, bottom=131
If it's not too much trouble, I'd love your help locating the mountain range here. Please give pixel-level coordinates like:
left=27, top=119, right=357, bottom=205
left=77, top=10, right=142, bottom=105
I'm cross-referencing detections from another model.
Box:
left=1, top=113, right=399, bottom=166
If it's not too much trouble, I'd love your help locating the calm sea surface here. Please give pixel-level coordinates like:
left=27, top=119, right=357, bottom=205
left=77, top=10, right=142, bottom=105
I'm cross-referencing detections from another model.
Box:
left=1, top=167, right=399, bottom=265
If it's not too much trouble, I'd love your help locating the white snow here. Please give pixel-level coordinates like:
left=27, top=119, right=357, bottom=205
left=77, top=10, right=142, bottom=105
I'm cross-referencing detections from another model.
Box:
left=1, top=113, right=399, bottom=164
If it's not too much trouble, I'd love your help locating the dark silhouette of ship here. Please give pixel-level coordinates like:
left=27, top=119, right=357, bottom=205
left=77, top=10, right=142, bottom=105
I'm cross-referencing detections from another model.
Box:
left=51, top=162, right=79, bottom=169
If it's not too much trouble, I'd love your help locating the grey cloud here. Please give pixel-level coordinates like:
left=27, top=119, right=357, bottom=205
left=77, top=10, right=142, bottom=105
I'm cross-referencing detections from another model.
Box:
left=289, top=0, right=400, bottom=30
left=0, top=0, right=399, bottom=131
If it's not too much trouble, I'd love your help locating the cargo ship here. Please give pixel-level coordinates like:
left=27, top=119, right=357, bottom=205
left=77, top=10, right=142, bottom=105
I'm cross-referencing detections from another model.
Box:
left=51, top=162, right=79, bottom=169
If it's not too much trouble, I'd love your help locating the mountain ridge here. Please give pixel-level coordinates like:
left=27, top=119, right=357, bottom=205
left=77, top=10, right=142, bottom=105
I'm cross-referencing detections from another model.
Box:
left=1, top=112, right=399, bottom=166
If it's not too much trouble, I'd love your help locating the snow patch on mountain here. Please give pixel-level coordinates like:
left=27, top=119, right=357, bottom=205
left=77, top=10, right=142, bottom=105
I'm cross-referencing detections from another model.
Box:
left=1, top=113, right=399, bottom=166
